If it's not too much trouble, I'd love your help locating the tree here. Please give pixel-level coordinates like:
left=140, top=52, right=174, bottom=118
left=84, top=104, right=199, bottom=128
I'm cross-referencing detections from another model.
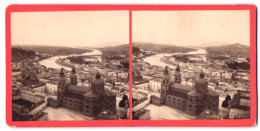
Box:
left=119, top=95, right=129, bottom=108
left=225, top=95, right=231, bottom=101
left=222, top=100, right=229, bottom=107
left=119, top=100, right=125, bottom=107
left=222, top=95, right=231, bottom=108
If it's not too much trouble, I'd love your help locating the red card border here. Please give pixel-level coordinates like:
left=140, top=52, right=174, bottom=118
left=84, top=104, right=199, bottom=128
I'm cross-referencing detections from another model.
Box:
left=5, top=5, right=257, bottom=127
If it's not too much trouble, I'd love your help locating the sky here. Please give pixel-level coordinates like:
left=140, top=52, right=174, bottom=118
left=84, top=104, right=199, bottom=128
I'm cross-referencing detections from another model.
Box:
left=11, top=11, right=129, bottom=47
left=133, top=11, right=250, bottom=46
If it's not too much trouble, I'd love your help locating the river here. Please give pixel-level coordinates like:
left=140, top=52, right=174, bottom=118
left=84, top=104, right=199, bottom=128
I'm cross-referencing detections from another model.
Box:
left=39, top=49, right=102, bottom=70
left=143, top=48, right=207, bottom=69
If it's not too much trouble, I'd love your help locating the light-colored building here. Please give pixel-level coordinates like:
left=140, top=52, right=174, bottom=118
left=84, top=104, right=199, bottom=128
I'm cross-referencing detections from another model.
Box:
left=132, top=90, right=148, bottom=100
left=46, top=81, right=58, bottom=94
left=229, top=90, right=250, bottom=119
left=149, top=79, right=161, bottom=92
left=229, top=108, right=250, bottom=119
left=31, top=84, right=46, bottom=93
left=19, top=89, right=45, bottom=103
left=134, top=80, right=150, bottom=90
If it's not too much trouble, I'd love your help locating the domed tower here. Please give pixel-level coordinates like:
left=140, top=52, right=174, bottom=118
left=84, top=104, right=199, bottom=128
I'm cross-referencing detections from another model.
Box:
left=174, top=64, right=181, bottom=83
left=186, top=71, right=208, bottom=116
left=161, top=65, right=170, bottom=102
left=57, top=68, right=66, bottom=106
left=91, top=72, right=105, bottom=94
left=70, top=66, right=77, bottom=85
left=195, top=71, right=208, bottom=93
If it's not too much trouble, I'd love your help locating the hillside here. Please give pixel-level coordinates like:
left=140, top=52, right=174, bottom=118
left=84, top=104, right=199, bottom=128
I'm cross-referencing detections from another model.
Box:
left=11, top=47, right=37, bottom=62
left=206, top=43, right=250, bottom=57
left=12, top=45, right=91, bottom=56
left=99, top=44, right=129, bottom=57
left=132, top=42, right=196, bottom=53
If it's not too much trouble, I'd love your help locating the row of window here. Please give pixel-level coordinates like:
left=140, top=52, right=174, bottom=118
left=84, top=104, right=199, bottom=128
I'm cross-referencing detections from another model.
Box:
left=64, top=102, right=81, bottom=107
left=167, top=96, right=186, bottom=102
left=64, top=98, right=83, bottom=104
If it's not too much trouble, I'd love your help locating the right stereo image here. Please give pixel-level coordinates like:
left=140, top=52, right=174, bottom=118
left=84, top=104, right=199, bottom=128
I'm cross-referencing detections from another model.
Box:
left=132, top=10, right=251, bottom=120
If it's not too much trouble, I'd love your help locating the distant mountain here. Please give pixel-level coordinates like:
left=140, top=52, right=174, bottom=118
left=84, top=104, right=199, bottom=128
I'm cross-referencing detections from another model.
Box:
left=94, top=42, right=125, bottom=48
left=132, top=42, right=196, bottom=53
left=196, top=42, right=228, bottom=48
left=206, top=43, right=250, bottom=57
left=12, top=45, right=90, bottom=56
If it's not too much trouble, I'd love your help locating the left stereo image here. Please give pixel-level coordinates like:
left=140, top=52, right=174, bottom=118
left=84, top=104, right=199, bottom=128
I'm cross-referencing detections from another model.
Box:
left=10, top=11, right=130, bottom=121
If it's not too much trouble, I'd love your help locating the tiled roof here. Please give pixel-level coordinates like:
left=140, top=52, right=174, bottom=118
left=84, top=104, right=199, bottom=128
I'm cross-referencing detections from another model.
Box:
left=64, top=92, right=84, bottom=100
left=169, top=83, right=194, bottom=91
left=66, top=84, right=90, bottom=93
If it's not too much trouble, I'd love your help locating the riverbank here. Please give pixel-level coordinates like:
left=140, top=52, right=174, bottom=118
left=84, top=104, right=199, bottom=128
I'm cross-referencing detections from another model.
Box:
left=55, top=58, right=73, bottom=69
left=39, top=49, right=102, bottom=70
left=159, top=57, right=178, bottom=68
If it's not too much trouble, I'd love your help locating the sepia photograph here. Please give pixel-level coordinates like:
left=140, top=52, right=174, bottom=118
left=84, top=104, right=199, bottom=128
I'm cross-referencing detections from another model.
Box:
left=11, top=11, right=130, bottom=121
left=132, top=11, right=251, bottom=120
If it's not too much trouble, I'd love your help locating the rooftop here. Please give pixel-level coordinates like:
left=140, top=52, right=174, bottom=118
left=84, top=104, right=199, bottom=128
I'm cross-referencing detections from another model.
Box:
left=65, top=92, right=84, bottom=100
left=132, top=98, right=148, bottom=107
left=170, top=83, right=194, bottom=91
left=66, top=84, right=90, bottom=93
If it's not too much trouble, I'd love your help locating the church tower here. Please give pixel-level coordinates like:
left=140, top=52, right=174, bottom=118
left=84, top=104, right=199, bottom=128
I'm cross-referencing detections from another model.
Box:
left=195, top=71, right=208, bottom=93
left=174, top=64, right=182, bottom=83
left=161, top=65, right=170, bottom=101
left=70, top=66, right=77, bottom=85
left=57, top=68, right=66, bottom=106
left=91, top=72, right=105, bottom=94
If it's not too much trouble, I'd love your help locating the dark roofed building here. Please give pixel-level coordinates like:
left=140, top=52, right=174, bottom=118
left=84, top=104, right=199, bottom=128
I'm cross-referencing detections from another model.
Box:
left=154, top=65, right=220, bottom=116
left=57, top=67, right=116, bottom=118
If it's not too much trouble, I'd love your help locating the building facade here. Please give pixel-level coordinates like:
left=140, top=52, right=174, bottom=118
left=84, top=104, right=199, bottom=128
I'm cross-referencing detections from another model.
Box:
left=57, top=66, right=117, bottom=117
left=152, top=65, right=219, bottom=116
left=229, top=90, right=250, bottom=119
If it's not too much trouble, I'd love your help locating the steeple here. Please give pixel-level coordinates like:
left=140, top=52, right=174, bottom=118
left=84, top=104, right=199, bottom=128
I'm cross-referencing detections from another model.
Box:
left=59, top=68, right=66, bottom=82
left=60, top=68, right=65, bottom=77
left=194, top=70, right=208, bottom=93
left=58, top=68, right=66, bottom=106
left=72, top=65, right=76, bottom=74
left=95, top=71, right=101, bottom=79
left=174, top=64, right=181, bottom=83
left=164, top=65, right=169, bottom=75
left=91, top=72, right=104, bottom=93
left=176, top=64, right=180, bottom=72
left=161, top=65, right=170, bottom=101
left=70, top=65, right=77, bottom=85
